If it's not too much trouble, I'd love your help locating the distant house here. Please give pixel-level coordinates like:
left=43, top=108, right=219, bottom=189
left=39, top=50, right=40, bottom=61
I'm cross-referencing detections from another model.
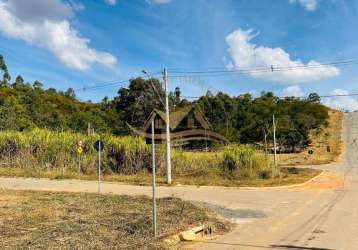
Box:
left=128, top=105, right=228, bottom=145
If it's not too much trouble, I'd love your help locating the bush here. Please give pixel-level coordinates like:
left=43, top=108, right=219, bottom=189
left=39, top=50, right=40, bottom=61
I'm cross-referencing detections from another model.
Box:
left=222, top=144, right=274, bottom=178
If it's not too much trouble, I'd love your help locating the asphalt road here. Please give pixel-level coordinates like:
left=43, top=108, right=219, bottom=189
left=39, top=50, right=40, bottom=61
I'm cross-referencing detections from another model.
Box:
left=192, top=112, right=358, bottom=250
left=0, top=113, right=357, bottom=249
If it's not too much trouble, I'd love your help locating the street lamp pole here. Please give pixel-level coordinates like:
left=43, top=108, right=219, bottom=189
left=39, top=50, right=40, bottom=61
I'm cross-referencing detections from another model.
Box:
left=163, top=68, right=172, bottom=184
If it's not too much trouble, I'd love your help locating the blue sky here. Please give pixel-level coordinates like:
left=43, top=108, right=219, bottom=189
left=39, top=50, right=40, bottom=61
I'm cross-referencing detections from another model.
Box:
left=1, top=0, right=358, bottom=109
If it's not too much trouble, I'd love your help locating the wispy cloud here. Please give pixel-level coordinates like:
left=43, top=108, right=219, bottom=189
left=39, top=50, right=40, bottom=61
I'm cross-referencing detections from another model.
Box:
left=104, top=0, right=117, bottom=6
left=0, top=0, right=117, bottom=71
left=323, top=89, right=358, bottom=111
left=289, top=0, right=318, bottom=11
left=282, top=85, right=305, bottom=97
left=105, top=0, right=173, bottom=6
left=146, top=0, right=172, bottom=5
left=225, top=28, right=339, bottom=84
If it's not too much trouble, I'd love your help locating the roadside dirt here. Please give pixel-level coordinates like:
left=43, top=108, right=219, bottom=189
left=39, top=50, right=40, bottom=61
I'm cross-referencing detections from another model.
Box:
left=302, top=171, right=345, bottom=189
left=279, top=110, right=344, bottom=166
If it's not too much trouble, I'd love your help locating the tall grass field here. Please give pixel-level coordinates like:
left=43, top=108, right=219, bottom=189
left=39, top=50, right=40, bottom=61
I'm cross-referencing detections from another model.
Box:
left=0, top=129, right=319, bottom=186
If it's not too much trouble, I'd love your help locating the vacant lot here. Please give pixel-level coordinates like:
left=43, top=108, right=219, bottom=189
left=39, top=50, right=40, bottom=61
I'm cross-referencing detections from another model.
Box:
left=0, top=190, right=227, bottom=249
left=0, top=128, right=322, bottom=187
left=279, top=110, right=343, bottom=166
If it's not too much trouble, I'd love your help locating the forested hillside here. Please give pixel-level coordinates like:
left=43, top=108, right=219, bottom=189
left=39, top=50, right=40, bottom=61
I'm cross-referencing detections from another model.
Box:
left=0, top=54, right=329, bottom=151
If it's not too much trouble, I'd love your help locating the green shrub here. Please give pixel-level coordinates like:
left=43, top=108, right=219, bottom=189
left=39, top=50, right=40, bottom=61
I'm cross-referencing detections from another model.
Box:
left=222, top=144, right=274, bottom=178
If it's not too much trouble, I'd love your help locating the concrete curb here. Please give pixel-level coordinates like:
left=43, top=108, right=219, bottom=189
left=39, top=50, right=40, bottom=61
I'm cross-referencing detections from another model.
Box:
left=0, top=170, right=326, bottom=192
left=236, top=170, right=326, bottom=190
left=172, top=170, right=325, bottom=191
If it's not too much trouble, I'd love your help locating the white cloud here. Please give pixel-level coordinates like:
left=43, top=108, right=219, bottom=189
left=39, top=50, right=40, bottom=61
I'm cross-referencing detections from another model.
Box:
left=323, top=89, right=358, bottom=111
left=0, top=0, right=117, bottom=71
left=4, top=0, right=73, bottom=22
left=290, top=0, right=318, bottom=11
left=282, top=85, right=304, bottom=97
left=105, top=0, right=172, bottom=6
left=104, top=0, right=117, bottom=6
left=225, top=28, right=339, bottom=84
left=146, top=0, right=172, bottom=4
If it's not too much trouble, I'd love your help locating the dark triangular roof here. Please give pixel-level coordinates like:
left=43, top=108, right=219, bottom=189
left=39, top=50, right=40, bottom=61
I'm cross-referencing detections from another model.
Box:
left=142, top=105, right=212, bottom=131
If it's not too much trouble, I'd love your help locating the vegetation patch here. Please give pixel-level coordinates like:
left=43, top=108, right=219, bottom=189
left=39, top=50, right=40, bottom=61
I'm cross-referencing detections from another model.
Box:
left=0, top=189, right=229, bottom=249
left=279, top=110, right=343, bottom=166
left=0, top=129, right=320, bottom=187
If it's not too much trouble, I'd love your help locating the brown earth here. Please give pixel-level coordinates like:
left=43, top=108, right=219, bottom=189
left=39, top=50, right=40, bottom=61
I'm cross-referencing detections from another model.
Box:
left=279, top=110, right=344, bottom=166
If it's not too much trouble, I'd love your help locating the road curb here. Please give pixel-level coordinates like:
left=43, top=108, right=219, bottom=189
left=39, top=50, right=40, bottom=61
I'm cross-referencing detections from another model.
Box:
left=0, top=170, right=325, bottom=191
left=171, top=170, right=325, bottom=190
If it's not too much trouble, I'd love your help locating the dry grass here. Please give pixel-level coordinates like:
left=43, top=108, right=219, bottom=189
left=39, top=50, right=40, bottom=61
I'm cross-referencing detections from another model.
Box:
left=279, top=110, right=343, bottom=166
left=0, top=189, right=228, bottom=249
left=0, top=166, right=321, bottom=187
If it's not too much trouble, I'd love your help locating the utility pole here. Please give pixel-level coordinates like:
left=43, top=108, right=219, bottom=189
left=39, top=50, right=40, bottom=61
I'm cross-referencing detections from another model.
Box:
left=273, top=114, right=277, bottom=167
left=98, top=142, right=101, bottom=193
left=151, top=119, right=157, bottom=238
left=163, top=68, right=172, bottom=184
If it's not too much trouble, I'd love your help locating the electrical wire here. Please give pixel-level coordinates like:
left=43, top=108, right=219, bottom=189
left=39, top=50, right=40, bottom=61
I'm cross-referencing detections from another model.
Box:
left=181, top=92, right=358, bottom=100
left=167, top=61, right=358, bottom=80
left=168, top=57, right=358, bottom=72
left=75, top=80, right=129, bottom=92
left=169, top=58, right=358, bottom=75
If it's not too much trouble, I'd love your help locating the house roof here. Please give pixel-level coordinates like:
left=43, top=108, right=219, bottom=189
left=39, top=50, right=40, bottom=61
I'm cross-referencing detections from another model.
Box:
left=142, top=105, right=212, bottom=131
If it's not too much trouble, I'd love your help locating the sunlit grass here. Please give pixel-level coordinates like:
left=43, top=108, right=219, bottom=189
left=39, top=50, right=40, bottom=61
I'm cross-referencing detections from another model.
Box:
left=0, top=129, right=320, bottom=187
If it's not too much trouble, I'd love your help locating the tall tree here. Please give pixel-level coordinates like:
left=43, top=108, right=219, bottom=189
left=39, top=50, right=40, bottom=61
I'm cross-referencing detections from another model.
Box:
left=308, top=93, right=321, bottom=103
left=0, top=54, right=10, bottom=87
left=13, top=75, right=25, bottom=88
left=114, top=77, right=165, bottom=132
left=33, top=80, right=43, bottom=90
left=64, top=88, right=76, bottom=99
left=0, top=96, right=33, bottom=131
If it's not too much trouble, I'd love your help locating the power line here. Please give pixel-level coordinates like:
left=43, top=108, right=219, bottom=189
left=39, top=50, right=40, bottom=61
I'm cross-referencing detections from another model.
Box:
left=75, top=80, right=129, bottom=92
left=181, top=92, right=358, bottom=100
left=168, top=57, right=358, bottom=72
left=74, top=72, right=163, bottom=93
left=319, top=93, right=358, bottom=98
left=69, top=57, right=358, bottom=94
left=170, top=58, right=358, bottom=73
left=67, top=61, right=358, bottom=102
left=168, top=58, right=358, bottom=78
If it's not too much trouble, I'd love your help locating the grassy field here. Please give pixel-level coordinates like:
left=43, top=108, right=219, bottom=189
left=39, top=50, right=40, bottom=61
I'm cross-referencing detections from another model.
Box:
left=0, top=128, right=323, bottom=187
left=0, top=189, right=229, bottom=249
left=279, top=110, right=343, bottom=166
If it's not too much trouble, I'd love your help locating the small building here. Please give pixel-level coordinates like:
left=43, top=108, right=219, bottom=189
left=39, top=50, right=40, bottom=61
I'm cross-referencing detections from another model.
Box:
left=128, top=105, right=228, bottom=146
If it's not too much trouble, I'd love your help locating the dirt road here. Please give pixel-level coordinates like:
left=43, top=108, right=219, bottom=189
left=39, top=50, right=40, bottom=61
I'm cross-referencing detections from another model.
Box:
left=0, top=113, right=357, bottom=249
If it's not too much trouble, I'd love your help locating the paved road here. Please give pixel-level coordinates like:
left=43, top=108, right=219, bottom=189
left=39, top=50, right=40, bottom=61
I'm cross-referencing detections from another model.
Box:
left=0, top=113, right=357, bottom=249
left=192, top=112, right=358, bottom=250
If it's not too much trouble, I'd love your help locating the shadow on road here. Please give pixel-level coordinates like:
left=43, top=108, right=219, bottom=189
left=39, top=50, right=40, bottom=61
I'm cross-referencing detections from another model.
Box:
left=192, top=240, right=334, bottom=250
left=271, top=245, right=334, bottom=250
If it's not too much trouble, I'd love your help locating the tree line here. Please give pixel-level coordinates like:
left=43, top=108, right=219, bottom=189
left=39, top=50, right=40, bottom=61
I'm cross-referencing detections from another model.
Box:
left=0, top=54, right=328, bottom=152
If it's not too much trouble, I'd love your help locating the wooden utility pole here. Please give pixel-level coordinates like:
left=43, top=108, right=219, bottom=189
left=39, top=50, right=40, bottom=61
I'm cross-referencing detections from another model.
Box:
left=163, top=68, right=172, bottom=184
